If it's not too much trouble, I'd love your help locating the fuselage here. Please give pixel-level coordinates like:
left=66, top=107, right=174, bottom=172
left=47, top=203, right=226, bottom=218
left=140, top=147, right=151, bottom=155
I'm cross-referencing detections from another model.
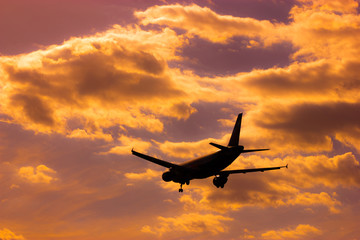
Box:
left=165, top=146, right=244, bottom=184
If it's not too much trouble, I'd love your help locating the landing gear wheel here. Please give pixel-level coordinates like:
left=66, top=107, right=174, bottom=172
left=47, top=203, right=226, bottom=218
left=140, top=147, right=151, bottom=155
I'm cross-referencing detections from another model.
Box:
left=179, top=184, right=184, bottom=193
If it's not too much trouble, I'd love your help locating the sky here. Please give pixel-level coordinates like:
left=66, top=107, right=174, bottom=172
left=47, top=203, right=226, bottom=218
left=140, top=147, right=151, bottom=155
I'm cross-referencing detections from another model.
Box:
left=1, top=0, right=360, bottom=239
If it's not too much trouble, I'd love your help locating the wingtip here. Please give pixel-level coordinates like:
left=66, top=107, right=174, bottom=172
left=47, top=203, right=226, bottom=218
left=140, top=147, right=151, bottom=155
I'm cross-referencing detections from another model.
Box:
left=286, top=164, right=288, bottom=169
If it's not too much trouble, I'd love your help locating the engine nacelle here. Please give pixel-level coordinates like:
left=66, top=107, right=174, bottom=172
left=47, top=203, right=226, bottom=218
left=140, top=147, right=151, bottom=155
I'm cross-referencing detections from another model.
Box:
left=162, top=171, right=173, bottom=182
left=213, top=175, right=228, bottom=188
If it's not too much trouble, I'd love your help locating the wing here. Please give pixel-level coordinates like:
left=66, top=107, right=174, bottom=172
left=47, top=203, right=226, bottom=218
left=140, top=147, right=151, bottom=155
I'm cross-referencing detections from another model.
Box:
left=242, top=148, right=269, bottom=153
left=131, top=149, right=181, bottom=169
left=219, top=164, right=288, bottom=175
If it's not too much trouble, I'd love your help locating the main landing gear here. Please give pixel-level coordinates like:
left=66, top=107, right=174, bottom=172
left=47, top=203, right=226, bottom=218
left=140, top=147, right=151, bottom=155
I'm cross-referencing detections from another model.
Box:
left=178, top=181, right=189, bottom=193
left=179, top=184, right=183, bottom=192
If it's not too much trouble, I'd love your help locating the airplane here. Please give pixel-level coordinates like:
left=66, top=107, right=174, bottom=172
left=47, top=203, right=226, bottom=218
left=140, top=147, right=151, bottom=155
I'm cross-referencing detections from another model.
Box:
left=131, top=113, right=287, bottom=192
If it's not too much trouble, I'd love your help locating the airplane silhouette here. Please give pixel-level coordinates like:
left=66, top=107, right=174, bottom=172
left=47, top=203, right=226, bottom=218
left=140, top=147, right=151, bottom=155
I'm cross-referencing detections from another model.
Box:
left=132, top=113, right=287, bottom=192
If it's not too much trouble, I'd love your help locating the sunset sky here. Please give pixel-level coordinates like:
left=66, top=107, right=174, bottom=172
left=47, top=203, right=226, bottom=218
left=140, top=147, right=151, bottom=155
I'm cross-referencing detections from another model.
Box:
left=1, top=0, right=360, bottom=239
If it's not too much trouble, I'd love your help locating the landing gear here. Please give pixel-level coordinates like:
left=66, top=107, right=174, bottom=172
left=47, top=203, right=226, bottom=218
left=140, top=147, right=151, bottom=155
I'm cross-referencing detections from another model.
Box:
left=179, top=184, right=183, bottom=192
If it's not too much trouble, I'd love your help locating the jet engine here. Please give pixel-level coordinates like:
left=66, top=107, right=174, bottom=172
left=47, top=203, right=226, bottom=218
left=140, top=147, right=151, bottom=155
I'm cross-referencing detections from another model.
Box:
left=162, top=171, right=173, bottom=182
left=213, top=175, right=228, bottom=188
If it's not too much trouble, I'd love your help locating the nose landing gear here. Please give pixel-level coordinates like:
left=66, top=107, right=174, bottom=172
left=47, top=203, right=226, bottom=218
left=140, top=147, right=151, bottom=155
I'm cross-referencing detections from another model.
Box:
left=178, top=180, right=190, bottom=192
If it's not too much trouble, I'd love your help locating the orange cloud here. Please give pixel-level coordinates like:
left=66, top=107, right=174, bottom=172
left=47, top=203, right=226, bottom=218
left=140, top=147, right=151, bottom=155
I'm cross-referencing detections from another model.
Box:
left=142, top=213, right=233, bottom=236
left=136, top=1, right=360, bottom=61
left=176, top=182, right=340, bottom=214
left=136, top=4, right=277, bottom=44
left=124, top=169, right=162, bottom=181
left=246, top=102, right=360, bottom=153
left=0, top=228, right=25, bottom=240
left=302, top=0, right=359, bottom=13
left=0, top=25, right=194, bottom=137
left=67, top=129, right=113, bottom=142
left=261, top=224, right=322, bottom=239
left=18, top=164, right=56, bottom=184
left=161, top=151, right=356, bottom=214
left=286, top=192, right=341, bottom=213
left=106, top=136, right=152, bottom=155
left=157, top=137, right=224, bottom=159
left=1, top=2, right=360, bottom=240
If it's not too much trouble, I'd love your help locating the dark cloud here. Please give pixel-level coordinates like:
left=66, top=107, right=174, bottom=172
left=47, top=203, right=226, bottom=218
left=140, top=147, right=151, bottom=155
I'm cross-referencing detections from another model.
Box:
left=1, top=34, right=189, bottom=132
left=210, top=0, right=296, bottom=23
left=10, top=94, right=54, bottom=126
left=66, top=51, right=180, bottom=102
left=255, top=102, right=360, bottom=145
left=242, top=60, right=360, bottom=97
left=172, top=36, right=293, bottom=77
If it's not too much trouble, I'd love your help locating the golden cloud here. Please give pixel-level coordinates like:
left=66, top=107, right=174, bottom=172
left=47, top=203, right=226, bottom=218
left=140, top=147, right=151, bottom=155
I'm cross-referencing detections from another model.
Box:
left=136, top=4, right=277, bottom=44
left=247, top=102, right=360, bottom=153
left=0, top=25, right=196, bottom=137
left=1, top=0, right=359, bottom=157
left=18, top=164, right=56, bottom=184
left=0, top=228, right=25, bottom=240
left=124, top=169, right=162, bottom=181
left=106, top=136, right=152, bottom=155
left=157, top=137, right=224, bottom=159
left=142, top=213, right=233, bottom=236
left=236, top=153, right=360, bottom=189
left=261, top=224, right=322, bottom=239
left=136, top=1, right=360, bottom=61
left=288, top=0, right=360, bottom=60
left=160, top=152, right=356, bottom=214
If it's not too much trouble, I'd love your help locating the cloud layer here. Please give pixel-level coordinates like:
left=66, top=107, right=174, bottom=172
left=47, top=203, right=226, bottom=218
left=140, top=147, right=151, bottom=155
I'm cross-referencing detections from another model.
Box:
left=1, top=0, right=360, bottom=239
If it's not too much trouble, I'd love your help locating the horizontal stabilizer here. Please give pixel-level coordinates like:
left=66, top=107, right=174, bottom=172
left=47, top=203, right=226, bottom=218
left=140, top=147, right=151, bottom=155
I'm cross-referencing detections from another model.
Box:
left=209, top=142, right=229, bottom=150
left=242, top=148, right=269, bottom=153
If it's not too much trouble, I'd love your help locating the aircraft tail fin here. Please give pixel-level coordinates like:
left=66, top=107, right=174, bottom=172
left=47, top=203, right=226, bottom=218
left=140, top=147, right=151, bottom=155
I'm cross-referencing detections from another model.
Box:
left=228, top=113, right=242, bottom=147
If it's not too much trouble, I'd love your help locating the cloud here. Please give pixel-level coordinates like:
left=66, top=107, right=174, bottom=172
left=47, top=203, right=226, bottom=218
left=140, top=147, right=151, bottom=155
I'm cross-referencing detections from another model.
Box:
left=0, top=228, right=25, bottom=240
left=284, top=153, right=360, bottom=188
left=286, top=192, right=341, bottom=213
left=249, top=102, right=360, bottom=152
left=288, top=0, right=360, bottom=60
left=1, top=1, right=360, bottom=240
left=67, top=129, right=113, bottom=142
left=178, top=182, right=341, bottom=214
left=18, top=165, right=56, bottom=184
left=157, top=136, right=226, bottom=159
left=261, top=224, right=322, bottom=239
left=136, top=1, right=360, bottom=61
left=136, top=4, right=277, bottom=44
left=240, top=59, right=360, bottom=100
left=0, top=25, right=194, bottom=137
left=142, top=213, right=233, bottom=236
left=124, top=169, right=162, bottom=181
left=106, top=136, right=152, bottom=155
left=165, top=152, right=357, bottom=214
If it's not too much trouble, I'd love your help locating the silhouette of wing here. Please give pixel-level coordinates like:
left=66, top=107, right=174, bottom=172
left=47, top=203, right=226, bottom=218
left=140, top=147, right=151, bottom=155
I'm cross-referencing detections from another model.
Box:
left=131, top=149, right=183, bottom=169
left=219, top=164, right=288, bottom=175
left=242, top=148, right=269, bottom=153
